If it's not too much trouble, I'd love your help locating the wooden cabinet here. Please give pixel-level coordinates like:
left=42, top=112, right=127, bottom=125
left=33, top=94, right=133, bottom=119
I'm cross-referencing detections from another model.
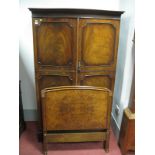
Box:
left=29, top=8, right=123, bottom=142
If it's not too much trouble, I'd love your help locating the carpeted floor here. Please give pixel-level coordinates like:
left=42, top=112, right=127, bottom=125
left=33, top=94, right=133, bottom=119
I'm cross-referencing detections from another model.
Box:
left=19, top=122, right=134, bottom=155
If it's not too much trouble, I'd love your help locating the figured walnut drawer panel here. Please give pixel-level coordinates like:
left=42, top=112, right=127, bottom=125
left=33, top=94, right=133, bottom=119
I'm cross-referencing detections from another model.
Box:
left=79, top=72, right=115, bottom=91
left=39, top=74, right=73, bottom=90
left=46, top=132, right=106, bottom=142
left=42, top=86, right=112, bottom=131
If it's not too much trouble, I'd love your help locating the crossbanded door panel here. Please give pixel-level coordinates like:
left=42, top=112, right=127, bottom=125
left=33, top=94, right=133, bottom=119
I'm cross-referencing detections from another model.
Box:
left=33, top=18, right=77, bottom=70
left=78, top=18, right=120, bottom=71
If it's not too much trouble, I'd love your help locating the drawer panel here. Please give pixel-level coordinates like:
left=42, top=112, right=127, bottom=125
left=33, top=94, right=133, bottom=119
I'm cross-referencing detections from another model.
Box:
left=39, top=74, right=73, bottom=90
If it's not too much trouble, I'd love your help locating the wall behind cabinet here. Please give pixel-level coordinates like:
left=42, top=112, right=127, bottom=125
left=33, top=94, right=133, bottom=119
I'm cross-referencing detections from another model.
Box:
left=111, top=0, right=135, bottom=140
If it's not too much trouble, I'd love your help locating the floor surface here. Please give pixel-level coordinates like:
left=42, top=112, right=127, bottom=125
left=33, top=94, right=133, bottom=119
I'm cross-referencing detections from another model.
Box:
left=19, top=122, right=134, bottom=155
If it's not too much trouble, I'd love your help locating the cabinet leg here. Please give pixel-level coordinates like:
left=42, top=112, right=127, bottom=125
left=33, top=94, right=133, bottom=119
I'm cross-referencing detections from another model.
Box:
left=43, top=133, right=48, bottom=155
left=43, top=141, right=47, bottom=155
left=104, top=130, right=110, bottom=153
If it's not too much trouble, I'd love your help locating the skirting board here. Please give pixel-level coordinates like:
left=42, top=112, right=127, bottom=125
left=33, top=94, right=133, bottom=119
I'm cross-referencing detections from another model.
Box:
left=111, top=113, right=120, bottom=141
left=23, top=109, right=38, bottom=121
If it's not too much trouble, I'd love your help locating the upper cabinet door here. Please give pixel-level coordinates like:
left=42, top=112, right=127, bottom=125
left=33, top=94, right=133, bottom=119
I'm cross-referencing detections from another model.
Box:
left=33, top=18, right=77, bottom=70
left=78, top=19, right=120, bottom=71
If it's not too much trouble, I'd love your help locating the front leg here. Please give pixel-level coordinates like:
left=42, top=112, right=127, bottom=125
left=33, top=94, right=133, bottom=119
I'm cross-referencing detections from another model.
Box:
left=103, top=130, right=110, bottom=153
left=43, top=133, right=48, bottom=155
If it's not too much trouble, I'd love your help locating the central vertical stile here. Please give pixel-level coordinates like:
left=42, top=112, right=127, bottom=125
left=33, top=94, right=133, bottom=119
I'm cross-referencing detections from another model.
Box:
left=75, top=17, right=80, bottom=85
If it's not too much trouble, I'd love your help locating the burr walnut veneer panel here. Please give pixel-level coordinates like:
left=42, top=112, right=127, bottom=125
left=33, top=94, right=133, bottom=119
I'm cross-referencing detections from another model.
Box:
left=42, top=88, right=111, bottom=130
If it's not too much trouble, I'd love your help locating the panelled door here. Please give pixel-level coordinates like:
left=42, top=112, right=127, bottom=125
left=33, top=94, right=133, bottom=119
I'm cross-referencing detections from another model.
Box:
left=33, top=18, right=77, bottom=90
left=77, top=18, right=120, bottom=91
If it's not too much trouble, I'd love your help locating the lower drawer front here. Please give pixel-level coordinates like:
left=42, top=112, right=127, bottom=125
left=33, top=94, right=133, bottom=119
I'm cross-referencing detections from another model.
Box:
left=46, top=132, right=106, bottom=142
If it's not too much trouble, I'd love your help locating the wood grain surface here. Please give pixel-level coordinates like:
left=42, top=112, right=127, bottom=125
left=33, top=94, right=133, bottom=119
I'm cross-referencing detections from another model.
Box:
left=42, top=86, right=112, bottom=131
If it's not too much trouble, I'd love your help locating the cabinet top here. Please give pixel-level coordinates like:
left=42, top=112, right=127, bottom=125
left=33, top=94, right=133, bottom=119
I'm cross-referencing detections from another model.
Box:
left=29, top=8, right=124, bottom=19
